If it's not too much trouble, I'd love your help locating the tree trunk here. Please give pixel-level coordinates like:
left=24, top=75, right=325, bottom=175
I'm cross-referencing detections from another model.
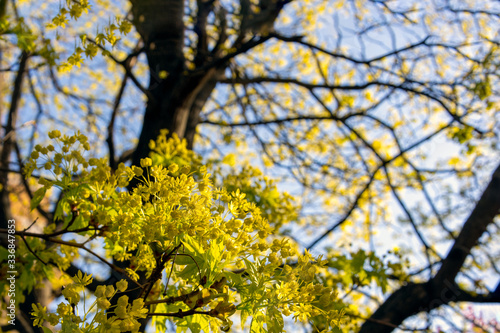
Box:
left=129, top=0, right=224, bottom=165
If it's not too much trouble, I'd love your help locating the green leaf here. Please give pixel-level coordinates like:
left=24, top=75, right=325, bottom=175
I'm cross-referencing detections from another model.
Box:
left=54, top=200, right=65, bottom=221
left=250, top=311, right=267, bottom=333
left=182, top=235, right=204, bottom=256
left=31, top=187, right=47, bottom=211
left=205, top=240, right=224, bottom=283
left=175, top=314, right=209, bottom=333
left=240, top=308, right=251, bottom=328
left=267, top=305, right=284, bottom=332
left=174, top=254, right=195, bottom=266
left=41, top=264, right=55, bottom=281
left=69, top=213, right=85, bottom=230
left=177, top=262, right=202, bottom=283
left=223, top=271, right=244, bottom=287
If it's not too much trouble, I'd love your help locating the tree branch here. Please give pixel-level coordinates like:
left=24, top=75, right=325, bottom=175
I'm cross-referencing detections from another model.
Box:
left=360, top=162, right=500, bottom=333
left=106, top=41, right=141, bottom=170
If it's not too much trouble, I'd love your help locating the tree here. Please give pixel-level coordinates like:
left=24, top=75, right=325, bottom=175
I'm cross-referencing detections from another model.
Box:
left=0, top=0, right=499, bottom=332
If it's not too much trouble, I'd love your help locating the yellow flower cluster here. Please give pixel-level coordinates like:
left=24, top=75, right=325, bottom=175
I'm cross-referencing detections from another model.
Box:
left=45, top=0, right=132, bottom=71
left=31, top=271, right=147, bottom=333
left=24, top=132, right=342, bottom=332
